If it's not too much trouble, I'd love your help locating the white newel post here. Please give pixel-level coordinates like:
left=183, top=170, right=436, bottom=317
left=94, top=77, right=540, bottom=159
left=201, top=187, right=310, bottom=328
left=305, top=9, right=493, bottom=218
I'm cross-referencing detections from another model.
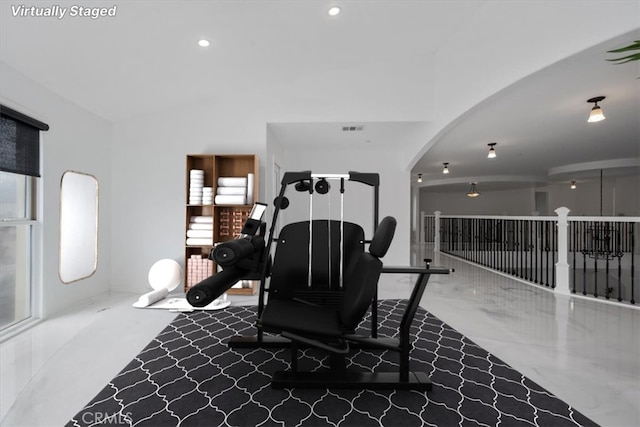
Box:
left=554, top=206, right=571, bottom=295
left=434, top=211, right=441, bottom=253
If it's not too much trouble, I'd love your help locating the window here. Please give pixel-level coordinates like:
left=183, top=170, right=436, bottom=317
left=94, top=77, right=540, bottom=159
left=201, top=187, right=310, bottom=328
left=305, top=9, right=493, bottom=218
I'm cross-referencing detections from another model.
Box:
left=0, top=105, right=48, bottom=333
left=0, top=172, right=36, bottom=330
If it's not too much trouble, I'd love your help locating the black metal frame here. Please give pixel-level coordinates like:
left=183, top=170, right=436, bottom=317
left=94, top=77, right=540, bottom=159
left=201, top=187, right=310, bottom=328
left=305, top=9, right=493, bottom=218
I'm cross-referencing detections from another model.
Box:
left=229, top=170, right=381, bottom=348
left=270, top=266, right=450, bottom=390
left=227, top=170, right=452, bottom=390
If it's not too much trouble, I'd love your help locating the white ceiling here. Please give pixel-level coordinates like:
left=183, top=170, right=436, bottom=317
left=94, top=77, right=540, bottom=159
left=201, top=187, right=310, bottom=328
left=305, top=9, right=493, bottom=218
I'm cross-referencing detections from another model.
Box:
left=412, top=31, right=640, bottom=192
left=0, top=0, right=482, bottom=121
left=1, top=1, right=639, bottom=191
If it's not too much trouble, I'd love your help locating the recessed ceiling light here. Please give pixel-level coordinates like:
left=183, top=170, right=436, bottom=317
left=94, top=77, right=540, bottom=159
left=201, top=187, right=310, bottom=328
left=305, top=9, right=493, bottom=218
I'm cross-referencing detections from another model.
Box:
left=328, top=6, right=341, bottom=16
left=198, top=39, right=210, bottom=48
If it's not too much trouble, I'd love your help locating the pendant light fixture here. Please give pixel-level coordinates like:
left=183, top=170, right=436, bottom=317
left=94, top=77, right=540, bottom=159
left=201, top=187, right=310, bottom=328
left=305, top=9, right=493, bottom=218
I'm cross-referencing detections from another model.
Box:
left=442, top=162, right=450, bottom=174
left=466, top=182, right=480, bottom=197
left=587, top=96, right=606, bottom=123
left=417, top=173, right=423, bottom=183
left=487, top=143, right=497, bottom=158
left=570, top=180, right=577, bottom=189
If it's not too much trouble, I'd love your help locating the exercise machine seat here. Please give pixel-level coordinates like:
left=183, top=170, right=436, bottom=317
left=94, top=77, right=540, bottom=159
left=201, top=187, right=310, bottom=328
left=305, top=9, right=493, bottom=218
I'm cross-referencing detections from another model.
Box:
left=259, top=216, right=396, bottom=339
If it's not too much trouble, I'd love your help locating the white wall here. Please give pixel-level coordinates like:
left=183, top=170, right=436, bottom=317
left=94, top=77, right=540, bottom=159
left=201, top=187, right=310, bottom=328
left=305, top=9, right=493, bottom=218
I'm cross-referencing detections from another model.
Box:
left=265, top=125, right=285, bottom=230
left=0, top=62, right=112, bottom=317
left=112, top=111, right=412, bottom=294
left=420, top=173, right=640, bottom=218
left=547, top=175, right=640, bottom=216
left=420, top=186, right=536, bottom=217
left=614, top=175, right=640, bottom=216
left=111, top=100, right=267, bottom=293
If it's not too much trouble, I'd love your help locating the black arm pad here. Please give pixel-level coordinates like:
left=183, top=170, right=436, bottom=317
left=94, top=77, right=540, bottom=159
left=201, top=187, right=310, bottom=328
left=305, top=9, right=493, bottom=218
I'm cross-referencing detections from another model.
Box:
left=186, top=267, right=247, bottom=307
left=211, top=238, right=255, bottom=267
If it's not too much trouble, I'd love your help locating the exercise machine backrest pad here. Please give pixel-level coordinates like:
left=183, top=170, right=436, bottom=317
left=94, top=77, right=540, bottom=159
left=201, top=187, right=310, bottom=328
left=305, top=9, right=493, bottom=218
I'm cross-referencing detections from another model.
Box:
left=269, top=220, right=364, bottom=296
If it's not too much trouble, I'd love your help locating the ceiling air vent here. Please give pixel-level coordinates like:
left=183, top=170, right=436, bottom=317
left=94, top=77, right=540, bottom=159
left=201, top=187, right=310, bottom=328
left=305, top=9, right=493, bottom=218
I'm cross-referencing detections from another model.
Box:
left=342, top=125, right=364, bottom=132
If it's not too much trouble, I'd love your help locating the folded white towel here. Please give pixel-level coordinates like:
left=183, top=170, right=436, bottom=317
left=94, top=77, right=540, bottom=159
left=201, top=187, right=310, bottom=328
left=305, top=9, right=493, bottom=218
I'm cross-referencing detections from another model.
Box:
left=214, top=195, right=247, bottom=205
left=187, top=229, right=213, bottom=238
left=186, top=237, right=214, bottom=246
left=189, top=223, right=214, bottom=230
left=216, top=186, right=246, bottom=195
left=191, top=216, right=213, bottom=224
left=218, top=177, right=248, bottom=187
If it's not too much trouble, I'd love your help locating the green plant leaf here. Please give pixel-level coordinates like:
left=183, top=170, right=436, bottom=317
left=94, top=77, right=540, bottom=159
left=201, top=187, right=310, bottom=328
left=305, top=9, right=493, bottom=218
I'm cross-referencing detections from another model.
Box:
left=607, top=53, right=640, bottom=64
left=607, top=40, right=640, bottom=54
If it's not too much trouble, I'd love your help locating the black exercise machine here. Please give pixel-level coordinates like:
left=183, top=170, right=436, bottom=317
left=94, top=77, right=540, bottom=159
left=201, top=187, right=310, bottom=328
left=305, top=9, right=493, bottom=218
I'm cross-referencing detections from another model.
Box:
left=186, top=171, right=451, bottom=390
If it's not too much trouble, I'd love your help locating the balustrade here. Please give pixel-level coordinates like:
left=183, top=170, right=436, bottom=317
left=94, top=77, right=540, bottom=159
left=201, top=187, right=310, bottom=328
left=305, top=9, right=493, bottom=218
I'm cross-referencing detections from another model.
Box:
left=429, top=210, right=638, bottom=305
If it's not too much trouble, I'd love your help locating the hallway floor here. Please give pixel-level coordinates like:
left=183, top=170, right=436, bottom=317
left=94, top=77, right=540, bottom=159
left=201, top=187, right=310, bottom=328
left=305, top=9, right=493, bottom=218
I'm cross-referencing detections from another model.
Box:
left=2, top=246, right=639, bottom=426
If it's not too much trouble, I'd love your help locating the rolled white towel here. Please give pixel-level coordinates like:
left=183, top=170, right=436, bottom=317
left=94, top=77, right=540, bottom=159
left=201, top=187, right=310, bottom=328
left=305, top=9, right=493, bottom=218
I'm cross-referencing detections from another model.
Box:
left=186, top=237, right=214, bottom=246
left=191, top=216, right=213, bottom=224
left=189, top=223, right=214, bottom=230
left=214, top=195, right=247, bottom=205
left=216, top=186, right=246, bottom=195
left=187, top=229, right=214, bottom=238
left=218, top=177, right=247, bottom=187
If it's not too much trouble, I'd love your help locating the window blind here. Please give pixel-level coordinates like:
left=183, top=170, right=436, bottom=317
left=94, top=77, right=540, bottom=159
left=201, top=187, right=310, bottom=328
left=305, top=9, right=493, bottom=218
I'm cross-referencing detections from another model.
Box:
left=0, top=105, right=49, bottom=177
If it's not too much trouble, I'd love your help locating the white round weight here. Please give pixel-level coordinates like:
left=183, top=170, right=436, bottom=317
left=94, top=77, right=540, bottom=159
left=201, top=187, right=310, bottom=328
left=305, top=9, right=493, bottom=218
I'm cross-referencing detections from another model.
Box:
left=148, top=259, right=182, bottom=291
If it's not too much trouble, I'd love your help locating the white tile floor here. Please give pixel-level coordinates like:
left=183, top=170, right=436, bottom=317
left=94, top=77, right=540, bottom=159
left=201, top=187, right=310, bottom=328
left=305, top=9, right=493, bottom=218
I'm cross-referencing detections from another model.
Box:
left=1, top=246, right=639, bottom=426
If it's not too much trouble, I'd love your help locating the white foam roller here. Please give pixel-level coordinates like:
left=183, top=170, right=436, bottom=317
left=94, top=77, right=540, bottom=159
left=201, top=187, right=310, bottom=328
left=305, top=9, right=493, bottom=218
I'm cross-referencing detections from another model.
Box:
left=133, top=288, right=169, bottom=308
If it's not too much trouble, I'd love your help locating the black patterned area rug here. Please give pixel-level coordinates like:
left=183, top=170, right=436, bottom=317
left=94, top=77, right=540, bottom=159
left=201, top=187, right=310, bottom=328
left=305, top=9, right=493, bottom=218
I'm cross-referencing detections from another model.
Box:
left=68, top=300, right=597, bottom=427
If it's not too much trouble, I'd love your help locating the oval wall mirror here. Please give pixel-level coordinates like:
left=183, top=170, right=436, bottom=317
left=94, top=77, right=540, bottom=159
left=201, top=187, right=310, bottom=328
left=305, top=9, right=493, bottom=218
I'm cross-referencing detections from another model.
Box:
left=59, top=170, right=99, bottom=284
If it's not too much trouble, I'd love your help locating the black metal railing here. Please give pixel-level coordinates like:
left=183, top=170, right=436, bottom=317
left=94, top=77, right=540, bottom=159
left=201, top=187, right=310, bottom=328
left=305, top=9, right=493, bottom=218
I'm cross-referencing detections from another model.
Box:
left=569, top=220, right=637, bottom=304
left=423, top=215, right=436, bottom=243
left=435, top=214, right=639, bottom=305
left=439, top=217, right=557, bottom=288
